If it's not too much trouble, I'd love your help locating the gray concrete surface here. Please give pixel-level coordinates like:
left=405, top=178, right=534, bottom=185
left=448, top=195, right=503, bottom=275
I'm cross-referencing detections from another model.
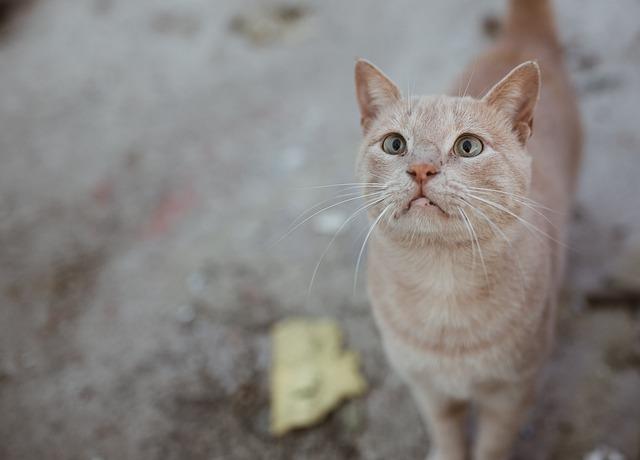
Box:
left=0, top=0, right=639, bottom=459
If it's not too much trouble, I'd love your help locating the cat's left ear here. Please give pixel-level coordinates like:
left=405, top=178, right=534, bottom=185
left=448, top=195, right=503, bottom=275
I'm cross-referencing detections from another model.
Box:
left=355, top=59, right=401, bottom=133
left=483, top=61, right=541, bottom=145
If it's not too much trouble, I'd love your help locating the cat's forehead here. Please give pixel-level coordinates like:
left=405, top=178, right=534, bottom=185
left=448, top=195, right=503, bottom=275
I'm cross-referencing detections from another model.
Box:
left=377, top=95, right=492, bottom=144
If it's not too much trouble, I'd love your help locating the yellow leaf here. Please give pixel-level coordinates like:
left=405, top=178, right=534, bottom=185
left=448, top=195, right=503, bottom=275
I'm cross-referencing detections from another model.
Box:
left=270, top=318, right=367, bottom=436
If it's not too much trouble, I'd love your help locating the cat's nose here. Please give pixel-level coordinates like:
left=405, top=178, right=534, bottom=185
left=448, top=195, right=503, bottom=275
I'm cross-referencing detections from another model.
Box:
left=406, top=163, right=439, bottom=183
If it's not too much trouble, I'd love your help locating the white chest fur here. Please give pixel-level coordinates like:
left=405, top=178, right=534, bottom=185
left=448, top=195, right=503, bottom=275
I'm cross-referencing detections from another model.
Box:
left=367, top=235, right=551, bottom=399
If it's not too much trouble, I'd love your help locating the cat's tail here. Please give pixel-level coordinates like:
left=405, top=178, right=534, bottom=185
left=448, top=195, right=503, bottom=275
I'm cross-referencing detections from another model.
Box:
left=504, top=0, right=560, bottom=48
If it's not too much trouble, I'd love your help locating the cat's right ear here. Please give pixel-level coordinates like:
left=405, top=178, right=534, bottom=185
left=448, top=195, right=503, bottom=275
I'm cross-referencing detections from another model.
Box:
left=355, top=59, right=401, bottom=133
left=482, top=61, right=541, bottom=145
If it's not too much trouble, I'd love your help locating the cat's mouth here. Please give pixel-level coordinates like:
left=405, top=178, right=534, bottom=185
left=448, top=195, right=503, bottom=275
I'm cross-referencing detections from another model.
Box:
left=406, top=194, right=447, bottom=216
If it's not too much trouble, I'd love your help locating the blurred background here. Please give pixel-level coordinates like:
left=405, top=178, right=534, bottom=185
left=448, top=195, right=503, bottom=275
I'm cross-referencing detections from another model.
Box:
left=0, top=0, right=639, bottom=458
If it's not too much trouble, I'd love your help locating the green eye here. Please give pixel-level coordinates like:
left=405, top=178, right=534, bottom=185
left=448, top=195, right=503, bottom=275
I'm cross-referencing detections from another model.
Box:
left=454, top=134, right=483, bottom=157
left=382, top=133, right=407, bottom=155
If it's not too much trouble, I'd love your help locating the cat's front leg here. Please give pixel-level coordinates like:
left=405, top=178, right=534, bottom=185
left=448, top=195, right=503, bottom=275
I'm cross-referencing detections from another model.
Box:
left=407, top=379, right=469, bottom=460
left=472, top=380, right=535, bottom=460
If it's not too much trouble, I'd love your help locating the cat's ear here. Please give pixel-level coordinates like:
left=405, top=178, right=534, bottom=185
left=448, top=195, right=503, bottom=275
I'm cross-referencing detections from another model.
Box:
left=483, top=61, right=541, bottom=145
left=355, top=59, right=401, bottom=133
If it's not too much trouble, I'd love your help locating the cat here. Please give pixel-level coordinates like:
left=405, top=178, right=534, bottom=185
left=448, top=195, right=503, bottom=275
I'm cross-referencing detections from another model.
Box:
left=353, top=0, right=581, bottom=459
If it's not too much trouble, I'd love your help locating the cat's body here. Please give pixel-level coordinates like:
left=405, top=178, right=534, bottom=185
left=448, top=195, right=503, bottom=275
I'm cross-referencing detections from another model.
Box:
left=354, top=1, right=580, bottom=459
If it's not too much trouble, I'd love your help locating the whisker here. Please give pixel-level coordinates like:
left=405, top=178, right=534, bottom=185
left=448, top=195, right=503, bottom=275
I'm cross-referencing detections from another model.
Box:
left=458, top=198, right=527, bottom=301
left=456, top=207, right=477, bottom=268
left=467, top=193, right=571, bottom=250
left=461, top=65, right=476, bottom=100
left=456, top=67, right=464, bottom=98
left=470, top=189, right=559, bottom=231
left=406, top=79, right=411, bottom=115
left=307, top=196, right=386, bottom=298
left=335, top=185, right=389, bottom=195
left=406, top=79, right=415, bottom=116
left=353, top=204, right=393, bottom=295
left=456, top=63, right=477, bottom=113
left=280, top=189, right=377, bottom=240
left=298, top=182, right=387, bottom=190
left=410, top=81, right=415, bottom=114
left=458, top=206, right=488, bottom=283
left=272, top=190, right=388, bottom=246
left=367, top=171, right=392, bottom=182
left=467, top=187, right=562, bottom=214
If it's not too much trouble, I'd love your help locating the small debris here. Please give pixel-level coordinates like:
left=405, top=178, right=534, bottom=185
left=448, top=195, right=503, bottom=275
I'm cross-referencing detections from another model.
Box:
left=583, top=445, right=626, bottom=460
left=578, top=54, right=601, bottom=71
left=582, top=74, right=623, bottom=94
left=175, top=304, right=196, bottom=325
left=270, top=318, right=366, bottom=435
left=21, top=351, right=36, bottom=370
left=186, top=271, right=206, bottom=296
left=338, top=400, right=363, bottom=434
left=151, top=11, right=200, bottom=38
left=230, top=4, right=309, bottom=46
left=0, top=0, right=35, bottom=30
left=482, top=14, right=501, bottom=39
left=312, top=211, right=346, bottom=235
left=588, top=235, right=640, bottom=309
left=606, top=236, right=640, bottom=292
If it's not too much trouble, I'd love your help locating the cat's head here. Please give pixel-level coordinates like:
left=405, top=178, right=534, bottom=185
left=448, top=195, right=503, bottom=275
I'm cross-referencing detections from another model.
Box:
left=354, top=59, right=540, bottom=244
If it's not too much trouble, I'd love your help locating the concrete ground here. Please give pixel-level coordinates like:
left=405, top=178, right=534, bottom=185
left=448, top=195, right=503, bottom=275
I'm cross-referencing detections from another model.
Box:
left=0, top=0, right=639, bottom=458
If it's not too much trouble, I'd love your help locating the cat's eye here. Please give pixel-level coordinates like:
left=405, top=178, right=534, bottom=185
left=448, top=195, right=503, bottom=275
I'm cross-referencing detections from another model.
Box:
left=454, top=134, right=484, bottom=157
left=382, top=133, right=407, bottom=155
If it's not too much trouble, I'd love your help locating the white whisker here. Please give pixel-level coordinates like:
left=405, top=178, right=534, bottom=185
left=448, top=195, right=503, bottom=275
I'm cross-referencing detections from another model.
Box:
left=367, top=171, right=392, bottom=182
left=272, top=190, right=388, bottom=246
left=456, top=207, right=477, bottom=268
left=467, top=193, right=571, bottom=250
left=470, top=189, right=559, bottom=231
left=461, top=65, right=476, bottom=100
left=458, top=206, right=488, bottom=282
left=307, top=196, right=386, bottom=298
left=459, top=198, right=527, bottom=301
left=298, top=182, right=387, bottom=190
left=467, top=186, right=562, bottom=214
left=280, top=190, right=378, bottom=240
left=456, top=63, right=477, bottom=113
left=353, top=204, right=393, bottom=295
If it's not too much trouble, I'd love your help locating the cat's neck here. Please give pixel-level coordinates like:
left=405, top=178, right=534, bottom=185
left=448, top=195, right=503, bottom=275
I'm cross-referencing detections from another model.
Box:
left=370, top=216, right=526, bottom=297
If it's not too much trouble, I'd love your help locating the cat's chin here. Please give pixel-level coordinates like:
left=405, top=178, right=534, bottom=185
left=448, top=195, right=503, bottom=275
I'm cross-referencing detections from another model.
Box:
left=383, top=199, right=453, bottom=241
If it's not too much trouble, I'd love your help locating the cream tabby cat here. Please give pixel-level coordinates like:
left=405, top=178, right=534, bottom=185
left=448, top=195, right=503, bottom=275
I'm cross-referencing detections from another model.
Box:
left=354, top=0, right=581, bottom=459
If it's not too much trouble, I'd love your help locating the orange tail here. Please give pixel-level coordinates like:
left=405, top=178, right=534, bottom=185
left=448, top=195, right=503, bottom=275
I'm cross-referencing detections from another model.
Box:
left=504, top=0, right=559, bottom=46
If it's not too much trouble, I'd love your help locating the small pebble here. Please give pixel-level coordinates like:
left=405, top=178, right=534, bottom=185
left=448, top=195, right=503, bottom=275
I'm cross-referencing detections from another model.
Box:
left=281, top=146, right=304, bottom=173
left=176, top=304, right=196, bottom=325
left=21, top=351, right=37, bottom=370
left=312, top=211, right=347, bottom=235
left=482, top=14, right=501, bottom=39
left=583, top=445, right=626, bottom=460
left=186, top=271, right=206, bottom=295
left=339, top=401, right=362, bottom=434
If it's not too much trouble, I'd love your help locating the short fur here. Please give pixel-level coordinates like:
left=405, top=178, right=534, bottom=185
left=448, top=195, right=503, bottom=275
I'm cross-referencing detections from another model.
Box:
left=353, top=1, right=581, bottom=459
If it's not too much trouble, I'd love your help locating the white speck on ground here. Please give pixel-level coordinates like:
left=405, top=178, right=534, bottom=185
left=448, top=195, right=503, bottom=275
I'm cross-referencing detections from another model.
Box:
left=584, top=445, right=627, bottom=460
left=312, top=211, right=347, bottom=235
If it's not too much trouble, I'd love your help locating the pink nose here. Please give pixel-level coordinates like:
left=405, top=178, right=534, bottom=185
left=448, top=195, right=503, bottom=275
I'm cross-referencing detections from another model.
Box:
left=406, top=163, right=439, bottom=183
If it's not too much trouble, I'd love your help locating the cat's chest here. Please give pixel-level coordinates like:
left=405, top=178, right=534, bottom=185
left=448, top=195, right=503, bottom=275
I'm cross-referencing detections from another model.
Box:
left=370, top=295, right=527, bottom=397
left=368, top=269, right=533, bottom=385
left=383, top=329, right=532, bottom=399
left=370, top=267, right=499, bottom=344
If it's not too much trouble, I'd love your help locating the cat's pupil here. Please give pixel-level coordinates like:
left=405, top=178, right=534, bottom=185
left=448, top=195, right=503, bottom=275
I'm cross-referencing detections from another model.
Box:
left=392, top=139, right=401, bottom=151
left=463, top=140, right=472, bottom=152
